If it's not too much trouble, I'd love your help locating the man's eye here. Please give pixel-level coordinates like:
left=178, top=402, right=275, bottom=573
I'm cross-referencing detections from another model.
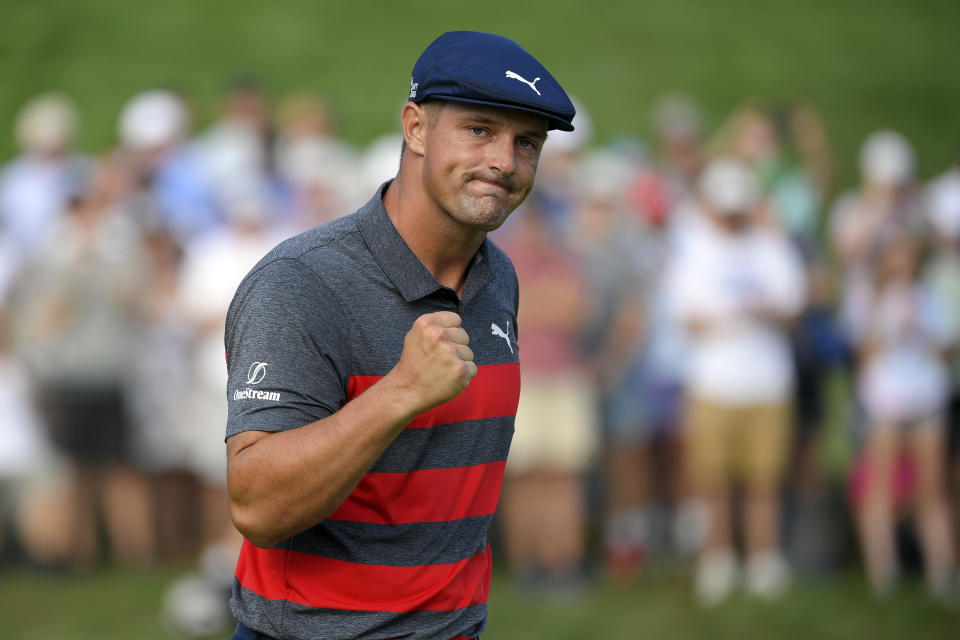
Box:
left=470, top=126, right=487, bottom=136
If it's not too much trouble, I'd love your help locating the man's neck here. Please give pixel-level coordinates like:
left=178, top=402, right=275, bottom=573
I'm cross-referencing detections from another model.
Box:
left=382, top=177, right=485, bottom=296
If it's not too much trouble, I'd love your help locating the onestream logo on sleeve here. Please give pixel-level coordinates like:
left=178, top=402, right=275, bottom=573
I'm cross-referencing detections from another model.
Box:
left=233, top=361, right=281, bottom=402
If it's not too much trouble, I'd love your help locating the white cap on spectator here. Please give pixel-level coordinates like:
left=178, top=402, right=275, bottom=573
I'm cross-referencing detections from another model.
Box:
left=698, top=158, right=760, bottom=215
left=15, top=93, right=79, bottom=154
left=119, top=90, right=188, bottom=150
left=361, top=132, right=404, bottom=194
left=543, top=96, right=592, bottom=156
left=927, top=171, right=960, bottom=238
left=859, top=129, right=915, bottom=186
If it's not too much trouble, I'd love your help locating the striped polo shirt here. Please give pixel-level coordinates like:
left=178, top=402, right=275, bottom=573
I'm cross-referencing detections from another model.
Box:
left=224, top=182, right=520, bottom=640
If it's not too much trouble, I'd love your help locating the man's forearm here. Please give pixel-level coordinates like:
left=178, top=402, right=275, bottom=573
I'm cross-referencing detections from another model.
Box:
left=226, top=372, right=421, bottom=548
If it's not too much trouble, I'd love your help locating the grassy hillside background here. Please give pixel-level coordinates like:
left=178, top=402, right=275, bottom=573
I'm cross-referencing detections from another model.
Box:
left=2, top=1, right=959, bottom=638
left=2, top=0, right=959, bottom=189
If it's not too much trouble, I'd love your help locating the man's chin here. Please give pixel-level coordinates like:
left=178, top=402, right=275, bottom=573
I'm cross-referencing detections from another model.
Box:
left=457, top=196, right=516, bottom=229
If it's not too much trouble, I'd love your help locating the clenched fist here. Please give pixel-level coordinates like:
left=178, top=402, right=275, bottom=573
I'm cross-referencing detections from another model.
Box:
left=391, top=311, right=477, bottom=414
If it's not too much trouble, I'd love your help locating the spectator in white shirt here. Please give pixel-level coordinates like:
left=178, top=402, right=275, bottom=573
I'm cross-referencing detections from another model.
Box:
left=666, top=158, right=806, bottom=605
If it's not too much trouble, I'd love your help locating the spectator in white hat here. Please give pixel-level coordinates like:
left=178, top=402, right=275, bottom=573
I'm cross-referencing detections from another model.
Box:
left=665, top=158, right=806, bottom=605
left=117, top=89, right=220, bottom=242
left=832, top=129, right=922, bottom=254
left=831, top=131, right=926, bottom=324
left=0, top=93, right=90, bottom=266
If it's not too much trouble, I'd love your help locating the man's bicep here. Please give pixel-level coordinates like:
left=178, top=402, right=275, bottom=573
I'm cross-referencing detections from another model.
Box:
left=225, top=259, right=348, bottom=439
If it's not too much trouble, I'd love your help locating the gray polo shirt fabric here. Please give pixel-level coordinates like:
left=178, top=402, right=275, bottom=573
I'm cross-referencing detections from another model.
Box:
left=224, top=182, right=520, bottom=640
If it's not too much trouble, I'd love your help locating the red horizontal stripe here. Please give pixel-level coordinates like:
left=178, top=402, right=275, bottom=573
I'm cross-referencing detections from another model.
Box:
left=347, top=362, right=520, bottom=429
left=328, top=460, right=506, bottom=525
left=236, top=540, right=491, bottom=613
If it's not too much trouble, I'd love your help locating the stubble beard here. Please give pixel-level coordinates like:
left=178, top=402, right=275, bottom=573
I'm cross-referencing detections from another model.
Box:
left=454, top=192, right=513, bottom=230
left=454, top=172, right=531, bottom=231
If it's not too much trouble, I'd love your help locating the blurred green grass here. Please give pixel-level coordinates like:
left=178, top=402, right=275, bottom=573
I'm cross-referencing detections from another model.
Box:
left=1, top=0, right=959, bottom=189
left=0, top=565, right=957, bottom=639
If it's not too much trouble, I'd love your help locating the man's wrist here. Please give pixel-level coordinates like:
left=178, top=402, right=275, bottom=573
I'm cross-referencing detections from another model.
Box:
left=372, top=368, right=428, bottom=427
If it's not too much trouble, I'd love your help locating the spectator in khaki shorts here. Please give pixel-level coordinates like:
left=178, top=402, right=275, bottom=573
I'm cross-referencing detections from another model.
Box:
left=666, top=158, right=806, bottom=605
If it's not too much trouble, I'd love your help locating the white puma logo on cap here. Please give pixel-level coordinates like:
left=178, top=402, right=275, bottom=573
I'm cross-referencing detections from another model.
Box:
left=505, top=71, right=541, bottom=96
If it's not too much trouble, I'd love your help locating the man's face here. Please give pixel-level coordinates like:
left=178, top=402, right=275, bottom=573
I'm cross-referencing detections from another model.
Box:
left=418, top=101, right=548, bottom=232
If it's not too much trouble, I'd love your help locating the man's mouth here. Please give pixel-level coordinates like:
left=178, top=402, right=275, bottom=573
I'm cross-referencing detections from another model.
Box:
left=468, top=173, right=515, bottom=194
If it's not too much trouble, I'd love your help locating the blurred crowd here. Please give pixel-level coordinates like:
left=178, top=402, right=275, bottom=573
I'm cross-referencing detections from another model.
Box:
left=0, top=81, right=959, bottom=633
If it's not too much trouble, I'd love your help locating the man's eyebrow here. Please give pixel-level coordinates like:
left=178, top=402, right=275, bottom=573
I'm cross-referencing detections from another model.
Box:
left=459, top=113, right=548, bottom=140
left=523, top=128, right=549, bottom=141
left=460, top=114, right=502, bottom=126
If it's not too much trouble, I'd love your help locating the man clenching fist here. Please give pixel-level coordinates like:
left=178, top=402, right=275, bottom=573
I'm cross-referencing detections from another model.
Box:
left=224, top=29, right=564, bottom=639
left=392, top=311, right=477, bottom=414
left=225, top=312, right=485, bottom=548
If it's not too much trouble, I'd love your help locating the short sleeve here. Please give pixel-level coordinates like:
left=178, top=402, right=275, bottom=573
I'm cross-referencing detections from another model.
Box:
left=224, top=257, right=350, bottom=439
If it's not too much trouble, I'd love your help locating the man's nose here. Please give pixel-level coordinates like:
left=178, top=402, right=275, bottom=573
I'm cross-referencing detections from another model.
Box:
left=486, top=135, right=516, bottom=176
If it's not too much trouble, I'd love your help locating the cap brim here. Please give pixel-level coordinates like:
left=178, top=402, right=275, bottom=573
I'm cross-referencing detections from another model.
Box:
left=417, top=94, right=574, bottom=132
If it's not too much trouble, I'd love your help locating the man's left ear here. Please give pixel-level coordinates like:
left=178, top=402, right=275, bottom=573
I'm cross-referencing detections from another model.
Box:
left=401, top=103, right=427, bottom=156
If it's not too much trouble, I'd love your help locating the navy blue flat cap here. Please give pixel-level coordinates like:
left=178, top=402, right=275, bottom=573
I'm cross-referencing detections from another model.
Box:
left=409, top=31, right=576, bottom=132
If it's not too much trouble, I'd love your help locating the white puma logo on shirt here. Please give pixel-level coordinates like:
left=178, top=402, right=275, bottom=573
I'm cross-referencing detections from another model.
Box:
left=491, top=321, right=513, bottom=354
left=505, top=71, right=541, bottom=96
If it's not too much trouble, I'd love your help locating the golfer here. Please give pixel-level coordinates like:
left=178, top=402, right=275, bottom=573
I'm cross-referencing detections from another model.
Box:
left=224, top=31, right=575, bottom=639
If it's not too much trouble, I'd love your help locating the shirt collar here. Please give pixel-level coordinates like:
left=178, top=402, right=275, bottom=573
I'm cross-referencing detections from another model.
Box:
left=358, top=181, right=493, bottom=304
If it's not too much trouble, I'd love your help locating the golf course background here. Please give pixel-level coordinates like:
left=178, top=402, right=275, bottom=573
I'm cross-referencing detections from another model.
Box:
left=2, top=0, right=959, bottom=189
left=1, top=1, right=959, bottom=638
